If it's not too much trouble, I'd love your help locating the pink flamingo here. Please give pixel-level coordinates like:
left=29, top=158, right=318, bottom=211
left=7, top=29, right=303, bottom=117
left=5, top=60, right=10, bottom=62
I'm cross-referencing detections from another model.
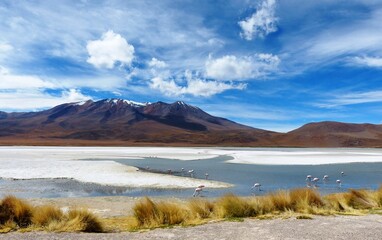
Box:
left=312, top=177, right=319, bottom=188
left=323, top=175, right=329, bottom=183
left=306, top=175, right=312, bottom=187
left=193, top=185, right=205, bottom=197
left=188, top=170, right=194, bottom=178
left=251, top=183, right=261, bottom=191
left=336, top=179, right=342, bottom=187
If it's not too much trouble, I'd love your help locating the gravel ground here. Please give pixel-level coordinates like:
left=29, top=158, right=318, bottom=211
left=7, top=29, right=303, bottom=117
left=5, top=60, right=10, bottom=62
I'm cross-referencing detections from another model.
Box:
left=2, top=214, right=382, bottom=240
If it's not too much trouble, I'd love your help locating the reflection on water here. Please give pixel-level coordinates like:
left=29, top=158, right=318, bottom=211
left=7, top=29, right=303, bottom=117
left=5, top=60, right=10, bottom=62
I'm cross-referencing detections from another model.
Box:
left=1, top=154, right=381, bottom=199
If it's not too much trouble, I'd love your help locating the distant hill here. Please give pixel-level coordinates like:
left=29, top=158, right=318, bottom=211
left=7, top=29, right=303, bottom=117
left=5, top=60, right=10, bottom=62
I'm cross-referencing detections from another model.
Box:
left=274, top=121, right=382, bottom=147
left=1, top=100, right=382, bottom=147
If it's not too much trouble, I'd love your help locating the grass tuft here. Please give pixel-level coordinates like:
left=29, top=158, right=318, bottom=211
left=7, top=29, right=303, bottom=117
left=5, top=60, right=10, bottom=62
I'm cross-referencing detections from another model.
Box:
left=32, top=205, right=63, bottom=226
left=47, top=209, right=104, bottom=232
left=268, top=191, right=291, bottom=212
left=216, top=194, right=255, bottom=218
left=188, top=199, right=214, bottom=219
left=346, top=189, right=377, bottom=209
left=289, top=188, right=323, bottom=213
left=133, top=197, right=187, bottom=228
left=0, top=195, right=33, bottom=228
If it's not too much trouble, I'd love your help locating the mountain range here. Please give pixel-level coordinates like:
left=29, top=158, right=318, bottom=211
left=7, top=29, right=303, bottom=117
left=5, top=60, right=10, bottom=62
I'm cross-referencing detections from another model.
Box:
left=1, top=99, right=382, bottom=147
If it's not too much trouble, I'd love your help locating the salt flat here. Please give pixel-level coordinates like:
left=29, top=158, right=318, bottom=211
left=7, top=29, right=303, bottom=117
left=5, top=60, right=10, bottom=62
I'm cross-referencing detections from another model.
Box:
left=0, top=147, right=230, bottom=189
left=1, top=147, right=382, bottom=189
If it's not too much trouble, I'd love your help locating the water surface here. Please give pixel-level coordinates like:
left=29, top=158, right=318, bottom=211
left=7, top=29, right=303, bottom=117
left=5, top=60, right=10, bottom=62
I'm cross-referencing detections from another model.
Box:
left=1, top=151, right=381, bottom=198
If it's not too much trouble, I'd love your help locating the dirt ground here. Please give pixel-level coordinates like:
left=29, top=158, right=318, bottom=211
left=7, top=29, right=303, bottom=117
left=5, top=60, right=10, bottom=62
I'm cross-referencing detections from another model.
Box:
left=1, top=214, right=381, bottom=240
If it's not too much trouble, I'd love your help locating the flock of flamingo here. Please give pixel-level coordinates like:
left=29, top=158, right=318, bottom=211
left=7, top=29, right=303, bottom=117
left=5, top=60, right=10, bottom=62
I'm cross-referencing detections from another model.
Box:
left=147, top=165, right=348, bottom=197
left=193, top=171, right=347, bottom=197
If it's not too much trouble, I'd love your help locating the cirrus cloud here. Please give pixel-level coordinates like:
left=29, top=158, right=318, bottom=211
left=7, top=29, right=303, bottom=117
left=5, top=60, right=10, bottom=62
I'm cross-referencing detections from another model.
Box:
left=350, top=56, right=382, bottom=68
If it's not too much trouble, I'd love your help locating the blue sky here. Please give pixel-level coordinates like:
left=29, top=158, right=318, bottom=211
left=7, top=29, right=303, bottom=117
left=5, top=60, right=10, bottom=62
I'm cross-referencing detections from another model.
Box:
left=1, top=0, right=382, bottom=132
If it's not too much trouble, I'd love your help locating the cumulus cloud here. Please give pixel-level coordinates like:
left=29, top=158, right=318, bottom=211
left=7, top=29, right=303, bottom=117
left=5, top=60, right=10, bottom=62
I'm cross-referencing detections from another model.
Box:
left=238, top=0, right=278, bottom=40
left=86, top=30, right=135, bottom=69
left=205, top=54, right=280, bottom=81
left=148, top=58, right=167, bottom=68
left=351, top=56, right=382, bottom=68
left=149, top=71, right=245, bottom=97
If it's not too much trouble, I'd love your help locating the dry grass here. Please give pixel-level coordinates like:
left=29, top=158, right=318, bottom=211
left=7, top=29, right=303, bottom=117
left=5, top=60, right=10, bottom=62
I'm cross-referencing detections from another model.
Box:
left=0, top=196, right=33, bottom=228
left=130, top=187, right=382, bottom=231
left=377, top=186, right=382, bottom=207
left=268, top=191, right=291, bottom=212
left=215, top=194, right=255, bottom=218
left=2, top=187, right=382, bottom=233
left=0, top=195, right=104, bottom=233
left=289, top=188, right=323, bottom=213
left=346, top=189, right=378, bottom=209
left=133, top=197, right=188, bottom=228
left=32, top=205, right=63, bottom=226
left=188, top=198, right=214, bottom=219
left=47, top=209, right=104, bottom=232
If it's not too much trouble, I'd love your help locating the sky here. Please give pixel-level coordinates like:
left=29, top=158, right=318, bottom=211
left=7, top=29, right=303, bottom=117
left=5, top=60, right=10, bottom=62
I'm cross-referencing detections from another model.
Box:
left=1, top=0, right=382, bottom=132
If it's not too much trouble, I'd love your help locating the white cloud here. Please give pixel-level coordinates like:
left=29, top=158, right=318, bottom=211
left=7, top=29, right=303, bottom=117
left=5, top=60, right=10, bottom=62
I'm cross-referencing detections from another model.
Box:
left=238, top=0, right=278, bottom=40
left=0, top=67, right=54, bottom=89
left=148, top=58, right=167, bottom=68
left=62, top=89, right=90, bottom=102
left=316, top=90, right=382, bottom=108
left=86, top=30, right=135, bottom=69
left=149, top=71, right=245, bottom=97
left=0, top=89, right=91, bottom=111
left=205, top=54, right=280, bottom=81
left=0, top=43, right=13, bottom=53
left=351, top=56, right=382, bottom=68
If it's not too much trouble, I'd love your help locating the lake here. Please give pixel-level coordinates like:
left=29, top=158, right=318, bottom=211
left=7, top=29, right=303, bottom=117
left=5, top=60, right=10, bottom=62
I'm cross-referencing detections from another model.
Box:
left=0, top=147, right=381, bottom=198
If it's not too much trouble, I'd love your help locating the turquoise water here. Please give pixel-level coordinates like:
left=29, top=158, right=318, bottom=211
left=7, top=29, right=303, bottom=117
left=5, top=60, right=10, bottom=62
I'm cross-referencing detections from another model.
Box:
left=1, top=154, right=381, bottom=198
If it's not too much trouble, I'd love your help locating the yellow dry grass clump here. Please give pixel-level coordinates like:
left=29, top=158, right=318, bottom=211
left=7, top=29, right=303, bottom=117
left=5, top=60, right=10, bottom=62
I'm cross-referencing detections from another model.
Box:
left=0, top=196, right=33, bottom=228
left=133, top=197, right=188, bottom=228
left=0, top=195, right=104, bottom=233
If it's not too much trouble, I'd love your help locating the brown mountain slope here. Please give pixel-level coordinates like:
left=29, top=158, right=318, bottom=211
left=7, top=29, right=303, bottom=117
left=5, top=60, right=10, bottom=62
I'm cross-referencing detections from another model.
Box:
left=274, top=121, right=382, bottom=147
left=0, top=99, right=277, bottom=146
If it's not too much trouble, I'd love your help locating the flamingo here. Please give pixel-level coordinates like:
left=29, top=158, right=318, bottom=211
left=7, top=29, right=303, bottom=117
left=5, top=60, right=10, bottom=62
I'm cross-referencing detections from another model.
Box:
left=312, top=177, right=319, bottom=188
left=323, top=175, right=329, bottom=183
left=336, top=179, right=342, bottom=187
left=251, top=183, right=261, bottom=191
left=193, top=185, right=205, bottom=197
left=188, top=170, right=194, bottom=178
left=306, top=175, right=312, bottom=187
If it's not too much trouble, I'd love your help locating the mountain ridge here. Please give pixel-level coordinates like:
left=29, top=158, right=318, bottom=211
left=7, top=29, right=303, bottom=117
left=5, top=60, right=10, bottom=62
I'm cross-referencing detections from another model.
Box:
left=1, top=99, right=382, bottom=147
